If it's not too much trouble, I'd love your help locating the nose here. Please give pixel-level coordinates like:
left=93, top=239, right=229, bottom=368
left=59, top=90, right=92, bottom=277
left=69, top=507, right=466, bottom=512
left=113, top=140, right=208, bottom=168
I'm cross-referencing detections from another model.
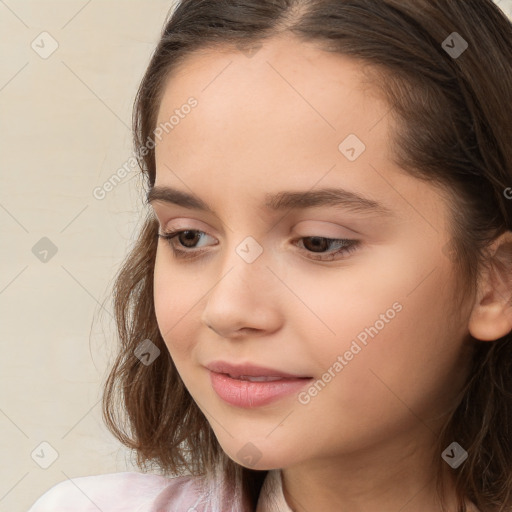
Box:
left=200, top=245, right=283, bottom=338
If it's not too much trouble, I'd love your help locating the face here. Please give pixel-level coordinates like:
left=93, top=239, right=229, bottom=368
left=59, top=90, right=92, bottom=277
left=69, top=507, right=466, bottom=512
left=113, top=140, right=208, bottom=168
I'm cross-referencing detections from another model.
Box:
left=151, top=34, right=475, bottom=472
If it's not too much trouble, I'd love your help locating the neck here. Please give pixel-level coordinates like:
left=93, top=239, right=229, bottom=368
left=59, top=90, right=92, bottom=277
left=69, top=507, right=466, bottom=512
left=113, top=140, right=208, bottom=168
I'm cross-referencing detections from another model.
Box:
left=279, top=430, right=471, bottom=512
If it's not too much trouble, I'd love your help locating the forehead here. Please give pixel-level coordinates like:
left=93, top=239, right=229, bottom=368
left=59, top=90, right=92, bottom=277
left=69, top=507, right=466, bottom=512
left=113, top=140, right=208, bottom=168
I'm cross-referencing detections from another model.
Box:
left=156, top=35, right=384, bottom=132
left=155, top=35, right=393, bottom=177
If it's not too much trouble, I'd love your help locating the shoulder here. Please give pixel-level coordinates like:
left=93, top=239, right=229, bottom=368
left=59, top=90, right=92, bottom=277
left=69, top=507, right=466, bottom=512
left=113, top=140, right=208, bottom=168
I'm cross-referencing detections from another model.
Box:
left=27, top=471, right=207, bottom=512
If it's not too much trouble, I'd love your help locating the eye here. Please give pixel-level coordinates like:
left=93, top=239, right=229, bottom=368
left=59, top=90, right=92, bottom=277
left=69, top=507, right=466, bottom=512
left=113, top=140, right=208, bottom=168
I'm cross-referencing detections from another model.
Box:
left=157, top=229, right=216, bottom=259
left=157, top=229, right=361, bottom=262
left=293, top=236, right=360, bottom=261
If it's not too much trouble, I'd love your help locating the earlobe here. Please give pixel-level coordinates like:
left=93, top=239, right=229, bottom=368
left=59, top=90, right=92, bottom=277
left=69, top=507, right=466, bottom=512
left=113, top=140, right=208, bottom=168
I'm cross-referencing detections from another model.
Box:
left=467, top=231, right=512, bottom=342
left=468, top=302, right=512, bottom=341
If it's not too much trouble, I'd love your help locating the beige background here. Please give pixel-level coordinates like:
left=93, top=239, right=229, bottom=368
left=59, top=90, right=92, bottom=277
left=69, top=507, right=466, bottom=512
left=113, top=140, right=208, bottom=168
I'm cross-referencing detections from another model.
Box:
left=1, top=1, right=511, bottom=510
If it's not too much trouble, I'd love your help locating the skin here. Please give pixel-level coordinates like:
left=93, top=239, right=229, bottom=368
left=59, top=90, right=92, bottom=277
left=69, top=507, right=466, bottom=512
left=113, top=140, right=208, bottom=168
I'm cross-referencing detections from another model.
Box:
left=150, top=34, right=512, bottom=512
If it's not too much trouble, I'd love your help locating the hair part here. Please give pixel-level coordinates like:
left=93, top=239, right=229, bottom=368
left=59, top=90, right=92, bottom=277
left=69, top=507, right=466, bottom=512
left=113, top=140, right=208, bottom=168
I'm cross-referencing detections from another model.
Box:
left=102, top=1, right=512, bottom=510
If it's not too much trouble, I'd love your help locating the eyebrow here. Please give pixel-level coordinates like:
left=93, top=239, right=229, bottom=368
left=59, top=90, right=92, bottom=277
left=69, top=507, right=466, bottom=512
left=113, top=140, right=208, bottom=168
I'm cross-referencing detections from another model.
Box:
left=146, top=185, right=395, bottom=217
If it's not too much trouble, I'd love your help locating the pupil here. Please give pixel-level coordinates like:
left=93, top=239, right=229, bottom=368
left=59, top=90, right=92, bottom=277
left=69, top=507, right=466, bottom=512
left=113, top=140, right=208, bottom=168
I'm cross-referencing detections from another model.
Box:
left=181, top=230, right=199, bottom=247
left=307, top=237, right=327, bottom=252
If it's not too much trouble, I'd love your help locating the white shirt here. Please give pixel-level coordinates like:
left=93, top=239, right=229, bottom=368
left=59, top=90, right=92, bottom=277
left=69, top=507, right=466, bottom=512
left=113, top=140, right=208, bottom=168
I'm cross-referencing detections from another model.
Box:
left=256, top=469, right=294, bottom=512
left=27, top=468, right=293, bottom=512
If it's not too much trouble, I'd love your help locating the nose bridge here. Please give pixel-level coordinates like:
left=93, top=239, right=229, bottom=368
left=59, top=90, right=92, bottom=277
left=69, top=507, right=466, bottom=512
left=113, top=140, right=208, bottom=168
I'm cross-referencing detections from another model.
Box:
left=200, top=232, right=283, bottom=335
left=213, top=233, right=270, bottom=297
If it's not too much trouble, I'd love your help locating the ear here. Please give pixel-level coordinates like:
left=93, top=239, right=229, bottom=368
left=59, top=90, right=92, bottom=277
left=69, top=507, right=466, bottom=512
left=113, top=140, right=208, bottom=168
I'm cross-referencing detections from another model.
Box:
left=468, top=231, right=512, bottom=341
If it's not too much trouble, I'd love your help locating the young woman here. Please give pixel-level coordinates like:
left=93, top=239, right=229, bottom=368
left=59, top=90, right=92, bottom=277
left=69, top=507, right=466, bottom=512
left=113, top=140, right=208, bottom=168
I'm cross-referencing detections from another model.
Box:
left=29, top=1, right=512, bottom=511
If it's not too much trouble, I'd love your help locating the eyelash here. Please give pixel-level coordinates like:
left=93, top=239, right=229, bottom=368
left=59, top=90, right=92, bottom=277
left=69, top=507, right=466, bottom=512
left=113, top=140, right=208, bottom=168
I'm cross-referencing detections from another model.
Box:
left=157, top=229, right=360, bottom=262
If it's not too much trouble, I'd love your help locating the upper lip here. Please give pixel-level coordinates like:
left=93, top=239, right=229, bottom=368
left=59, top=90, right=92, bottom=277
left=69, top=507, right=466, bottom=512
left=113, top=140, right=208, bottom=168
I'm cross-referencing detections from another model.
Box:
left=205, top=360, right=312, bottom=379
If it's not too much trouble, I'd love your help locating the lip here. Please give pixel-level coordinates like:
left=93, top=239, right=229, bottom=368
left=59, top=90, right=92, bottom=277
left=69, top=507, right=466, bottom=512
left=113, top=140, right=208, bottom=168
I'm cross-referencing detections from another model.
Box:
left=208, top=370, right=314, bottom=408
left=205, top=360, right=311, bottom=378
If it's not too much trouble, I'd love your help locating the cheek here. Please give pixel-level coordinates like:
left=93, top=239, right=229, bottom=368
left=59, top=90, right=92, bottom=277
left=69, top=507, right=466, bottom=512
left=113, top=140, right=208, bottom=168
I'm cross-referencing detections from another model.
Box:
left=153, top=249, right=199, bottom=359
left=290, top=245, right=465, bottom=417
left=369, top=302, right=461, bottom=425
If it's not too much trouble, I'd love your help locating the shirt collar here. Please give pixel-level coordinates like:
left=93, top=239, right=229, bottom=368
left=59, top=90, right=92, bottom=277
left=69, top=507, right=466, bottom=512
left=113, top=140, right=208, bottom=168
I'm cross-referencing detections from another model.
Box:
left=255, top=469, right=294, bottom=512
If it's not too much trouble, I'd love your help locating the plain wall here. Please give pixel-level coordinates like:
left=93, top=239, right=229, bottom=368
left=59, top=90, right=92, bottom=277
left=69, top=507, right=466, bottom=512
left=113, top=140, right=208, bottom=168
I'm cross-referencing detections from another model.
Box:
left=1, top=2, right=174, bottom=510
left=1, top=1, right=511, bottom=510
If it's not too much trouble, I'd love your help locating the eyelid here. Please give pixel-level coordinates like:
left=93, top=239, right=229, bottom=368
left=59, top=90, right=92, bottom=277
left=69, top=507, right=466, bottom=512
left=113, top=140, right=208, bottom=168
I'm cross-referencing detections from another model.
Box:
left=158, top=215, right=360, bottom=237
left=158, top=216, right=217, bottom=235
left=294, top=220, right=363, bottom=237
left=152, top=204, right=223, bottom=231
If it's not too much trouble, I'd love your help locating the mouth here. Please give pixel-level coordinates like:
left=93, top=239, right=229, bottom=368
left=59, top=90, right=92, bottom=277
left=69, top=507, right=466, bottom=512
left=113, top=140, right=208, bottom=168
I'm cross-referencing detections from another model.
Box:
left=207, top=370, right=314, bottom=408
left=220, top=374, right=310, bottom=382
left=205, top=360, right=312, bottom=380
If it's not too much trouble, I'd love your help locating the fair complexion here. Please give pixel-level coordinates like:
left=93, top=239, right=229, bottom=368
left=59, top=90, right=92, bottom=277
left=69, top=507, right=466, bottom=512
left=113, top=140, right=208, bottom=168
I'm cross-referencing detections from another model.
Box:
left=150, top=34, right=512, bottom=512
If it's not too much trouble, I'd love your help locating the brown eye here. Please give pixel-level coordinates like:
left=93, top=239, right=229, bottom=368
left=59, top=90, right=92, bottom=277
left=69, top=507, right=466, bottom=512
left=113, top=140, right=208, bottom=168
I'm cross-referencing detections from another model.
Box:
left=294, top=236, right=360, bottom=261
left=177, top=230, right=202, bottom=248
left=301, top=236, right=330, bottom=253
left=157, top=229, right=217, bottom=260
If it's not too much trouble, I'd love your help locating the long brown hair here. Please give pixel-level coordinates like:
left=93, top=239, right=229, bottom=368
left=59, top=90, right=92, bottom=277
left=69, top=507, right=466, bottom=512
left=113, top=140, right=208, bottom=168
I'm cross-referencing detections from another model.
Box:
left=102, top=1, right=512, bottom=510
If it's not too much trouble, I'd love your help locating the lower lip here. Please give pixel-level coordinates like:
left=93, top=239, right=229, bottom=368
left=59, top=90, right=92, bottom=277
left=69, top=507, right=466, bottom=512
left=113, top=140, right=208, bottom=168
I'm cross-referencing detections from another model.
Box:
left=209, top=370, right=313, bottom=408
